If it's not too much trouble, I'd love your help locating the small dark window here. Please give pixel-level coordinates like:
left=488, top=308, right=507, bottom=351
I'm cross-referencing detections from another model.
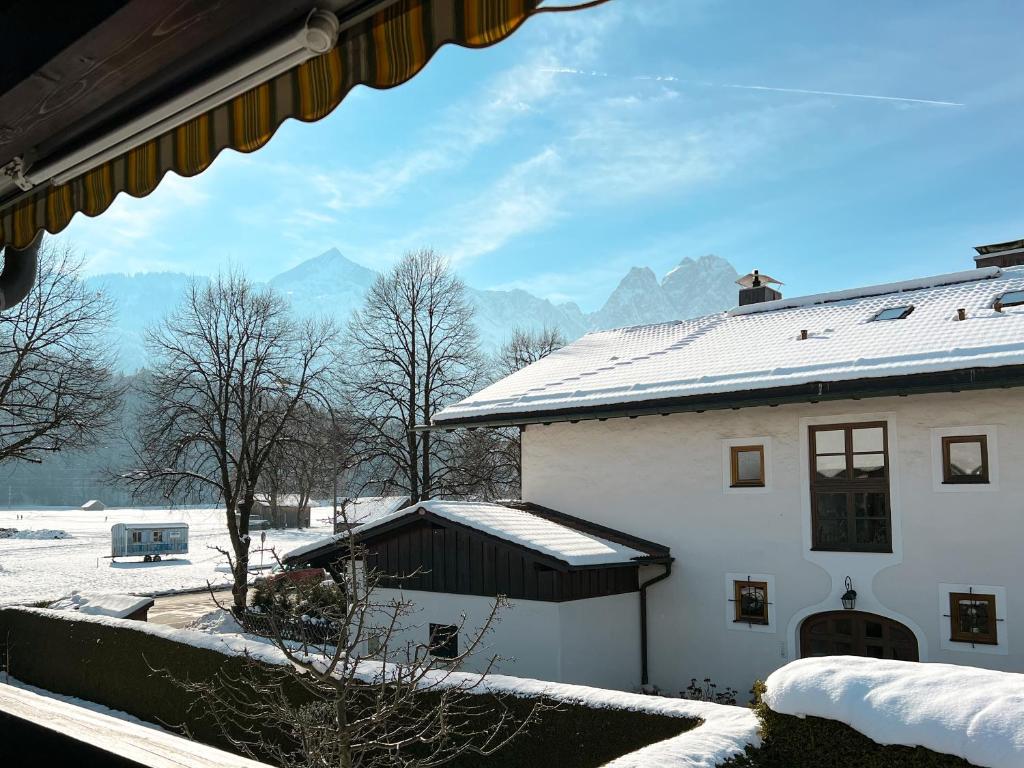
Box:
left=734, top=580, right=769, bottom=624
left=942, top=435, right=989, bottom=484
left=130, top=530, right=142, bottom=544
left=996, top=290, right=1024, bottom=308
left=730, top=445, right=765, bottom=487
left=949, top=592, right=998, bottom=645
left=428, top=623, right=458, bottom=659
left=873, top=306, right=914, bottom=321
left=152, top=530, right=163, bottom=543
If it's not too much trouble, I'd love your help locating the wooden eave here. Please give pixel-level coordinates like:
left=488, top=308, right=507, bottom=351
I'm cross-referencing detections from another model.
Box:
left=0, top=0, right=395, bottom=191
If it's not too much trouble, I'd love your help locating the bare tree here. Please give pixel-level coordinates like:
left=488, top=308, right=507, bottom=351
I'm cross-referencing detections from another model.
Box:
left=171, top=531, right=545, bottom=767
left=127, top=270, right=339, bottom=610
left=462, top=325, right=568, bottom=498
left=496, top=325, right=566, bottom=378
left=345, top=250, right=483, bottom=502
left=0, top=239, right=122, bottom=465
left=262, top=404, right=360, bottom=522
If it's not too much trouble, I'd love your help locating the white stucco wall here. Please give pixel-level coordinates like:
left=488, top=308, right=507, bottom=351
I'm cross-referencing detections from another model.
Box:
left=367, top=587, right=639, bottom=689
left=521, top=390, right=1024, bottom=693
left=558, top=591, right=641, bottom=689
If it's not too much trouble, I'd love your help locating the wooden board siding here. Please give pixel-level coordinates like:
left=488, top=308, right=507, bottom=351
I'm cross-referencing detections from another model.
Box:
left=361, top=519, right=639, bottom=603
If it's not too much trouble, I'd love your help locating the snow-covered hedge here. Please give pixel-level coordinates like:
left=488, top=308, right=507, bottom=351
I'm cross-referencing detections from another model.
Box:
left=0, top=606, right=758, bottom=767
left=750, top=656, right=1024, bottom=768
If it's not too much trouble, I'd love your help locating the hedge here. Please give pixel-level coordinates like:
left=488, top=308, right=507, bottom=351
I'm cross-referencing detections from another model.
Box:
left=0, top=608, right=695, bottom=768
left=721, top=683, right=978, bottom=768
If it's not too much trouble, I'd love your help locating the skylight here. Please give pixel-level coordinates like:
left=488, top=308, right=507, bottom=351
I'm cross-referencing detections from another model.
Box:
left=873, top=306, right=914, bottom=321
left=996, top=290, right=1024, bottom=308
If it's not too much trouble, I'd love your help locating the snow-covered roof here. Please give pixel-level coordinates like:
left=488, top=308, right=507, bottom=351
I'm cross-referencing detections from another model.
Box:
left=344, top=495, right=410, bottom=525
left=280, top=496, right=409, bottom=562
left=357, top=500, right=651, bottom=567
left=49, top=592, right=154, bottom=619
left=111, top=521, right=189, bottom=530
left=764, top=656, right=1024, bottom=768
left=254, top=493, right=308, bottom=508
left=436, top=266, right=1024, bottom=423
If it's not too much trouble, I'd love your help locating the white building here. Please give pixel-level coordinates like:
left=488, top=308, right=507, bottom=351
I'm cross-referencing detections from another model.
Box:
left=422, top=239, right=1024, bottom=693
left=285, top=498, right=668, bottom=690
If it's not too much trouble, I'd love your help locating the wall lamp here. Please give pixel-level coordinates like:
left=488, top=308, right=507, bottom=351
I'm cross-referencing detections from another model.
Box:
left=841, top=576, right=857, bottom=610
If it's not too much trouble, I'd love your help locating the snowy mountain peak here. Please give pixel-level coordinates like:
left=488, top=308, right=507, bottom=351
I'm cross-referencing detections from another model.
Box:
left=661, top=254, right=739, bottom=318
left=588, top=257, right=738, bottom=331
left=269, top=248, right=376, bottom=295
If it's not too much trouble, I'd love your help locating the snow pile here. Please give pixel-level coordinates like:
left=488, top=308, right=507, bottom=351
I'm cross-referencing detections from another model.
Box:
left=49, top=591, right=153, bottom=619
left=0, top=528, right=71, bottom=539
left=763, top=656, right=1024, bottom=768
left=187, top=608, right=247, bottom=635
left=5, top=607, right=759, bottom=767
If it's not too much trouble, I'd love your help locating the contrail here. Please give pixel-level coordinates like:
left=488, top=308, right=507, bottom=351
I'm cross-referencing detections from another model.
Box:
left=541, top=67, right=964, bottom=107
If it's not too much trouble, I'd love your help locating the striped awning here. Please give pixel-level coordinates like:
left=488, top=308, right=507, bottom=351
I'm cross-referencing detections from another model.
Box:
left=0, top=0, right=561, bottom=251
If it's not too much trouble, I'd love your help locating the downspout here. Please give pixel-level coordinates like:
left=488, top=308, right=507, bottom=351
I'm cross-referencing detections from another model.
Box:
left=639, top=558, right=673, bottom=687
left=0, top=233, right=41, bottom=311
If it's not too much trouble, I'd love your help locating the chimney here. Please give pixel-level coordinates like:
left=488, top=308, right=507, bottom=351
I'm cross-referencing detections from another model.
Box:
left=973, top=239, right=1024, bottom=268
left=736, top=269, right=783, bottom=306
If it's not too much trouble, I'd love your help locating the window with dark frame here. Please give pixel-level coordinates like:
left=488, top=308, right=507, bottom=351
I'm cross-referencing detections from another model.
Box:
left=949, top=592, right=998, bottom=645
left=941, top=435, right=989, bottom=484
left=733, top=580, right=769, bottom=624
left=152, top=530, right=163, bottom=543
left=730, top=445, right=765, bottom=487
left=873, top=305, right=914, bottom=321
left=809, top=422, right=891, bottom=552
left=996, top=289, right=1024, bottom=308
left=428, top=623, right=459, bottom=659
left=131, top=530, right=142, bottom=544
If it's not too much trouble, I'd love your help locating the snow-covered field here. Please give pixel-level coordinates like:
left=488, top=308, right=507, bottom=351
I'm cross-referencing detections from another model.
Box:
left=0, top=506, right=334, bottom=606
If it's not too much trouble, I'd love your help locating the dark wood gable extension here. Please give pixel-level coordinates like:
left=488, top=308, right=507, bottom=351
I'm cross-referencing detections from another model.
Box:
left=359, top=511, right=643, bottom=603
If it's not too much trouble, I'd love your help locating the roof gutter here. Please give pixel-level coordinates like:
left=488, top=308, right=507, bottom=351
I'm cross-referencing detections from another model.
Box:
left=417, top=365, right=1024, bottom=431
left=0, top=233, right=40, bottom=311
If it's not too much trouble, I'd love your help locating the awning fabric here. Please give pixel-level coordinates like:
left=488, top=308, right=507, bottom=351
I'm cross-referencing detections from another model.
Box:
left=0, top=0, right=543, bottom=251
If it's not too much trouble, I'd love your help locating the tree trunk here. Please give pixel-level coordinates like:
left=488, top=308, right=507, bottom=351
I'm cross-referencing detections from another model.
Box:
left=232, top=490, right=254, bottom=611
left=407, top=330, right=419, bottom=502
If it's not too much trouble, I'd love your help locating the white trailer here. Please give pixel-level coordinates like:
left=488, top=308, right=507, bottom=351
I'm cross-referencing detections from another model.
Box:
left=110, top=521, right=189, bottom=562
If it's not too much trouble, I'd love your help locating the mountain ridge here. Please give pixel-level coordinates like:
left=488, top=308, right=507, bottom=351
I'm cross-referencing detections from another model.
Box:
left=85, top=248, right=741, bottom=372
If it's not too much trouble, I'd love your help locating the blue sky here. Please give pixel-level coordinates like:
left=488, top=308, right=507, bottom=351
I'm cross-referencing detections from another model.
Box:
left=60, top=0, right=1024, bottom=312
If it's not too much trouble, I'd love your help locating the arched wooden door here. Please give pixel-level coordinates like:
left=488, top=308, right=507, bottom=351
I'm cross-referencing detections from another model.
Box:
left=800, top=611, right=919, bottom=661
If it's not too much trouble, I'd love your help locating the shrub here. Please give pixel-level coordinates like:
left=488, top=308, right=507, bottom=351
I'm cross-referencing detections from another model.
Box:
left=680, top=677, right=739, bottom=706
left=721, top=681, right=978, bottom=768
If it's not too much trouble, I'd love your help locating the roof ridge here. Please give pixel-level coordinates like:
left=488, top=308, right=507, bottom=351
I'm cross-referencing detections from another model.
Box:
left=729, top=266, right=1002, bottom=316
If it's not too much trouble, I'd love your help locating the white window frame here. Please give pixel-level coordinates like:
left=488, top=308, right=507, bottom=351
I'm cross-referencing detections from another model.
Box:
left=725, top=572, right=776, bottom=634
left=722, top=437, right=773, bottom=494
left=938, top=583, right=1008, bottom=656
left=930, top=425, right=999, bottom=492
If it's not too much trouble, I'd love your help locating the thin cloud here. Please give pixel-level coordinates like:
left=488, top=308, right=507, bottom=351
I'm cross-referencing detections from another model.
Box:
left=542, top=67, right=965, bottom=107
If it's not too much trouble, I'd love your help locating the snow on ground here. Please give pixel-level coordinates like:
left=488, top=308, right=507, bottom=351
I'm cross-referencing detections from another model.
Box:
left=0, top=506, right=334, bottom=606
left=763, top=656, right=1024, bottom=768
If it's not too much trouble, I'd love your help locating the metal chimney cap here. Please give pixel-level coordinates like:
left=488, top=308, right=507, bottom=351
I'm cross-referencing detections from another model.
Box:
left=736, top=270, right=783, bottom=289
